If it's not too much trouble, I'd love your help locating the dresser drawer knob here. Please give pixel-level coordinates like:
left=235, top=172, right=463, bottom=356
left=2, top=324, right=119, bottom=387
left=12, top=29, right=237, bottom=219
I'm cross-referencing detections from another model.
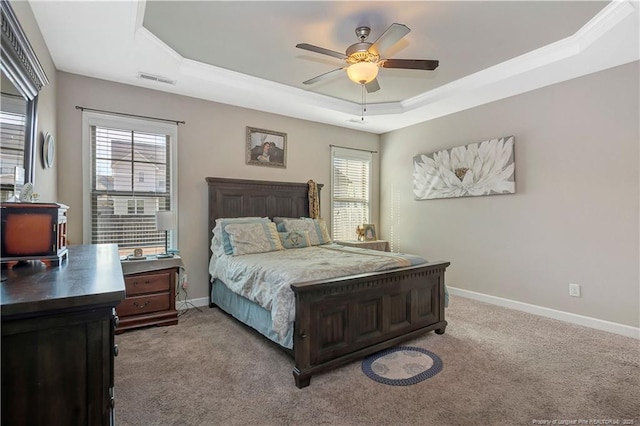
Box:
left=113, top=344, right=119, bottom=357
left=133, top=301, right=150, bottom=309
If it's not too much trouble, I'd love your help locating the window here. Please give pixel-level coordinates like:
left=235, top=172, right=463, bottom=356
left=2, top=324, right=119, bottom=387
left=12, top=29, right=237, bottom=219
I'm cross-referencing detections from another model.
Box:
left=331, top=147, right=372, bottom=240
left=83, top=112, right=178, bottom=256
left=127, top=199, right=144, bottom=215
left=0, top=94, right=27, bottom=201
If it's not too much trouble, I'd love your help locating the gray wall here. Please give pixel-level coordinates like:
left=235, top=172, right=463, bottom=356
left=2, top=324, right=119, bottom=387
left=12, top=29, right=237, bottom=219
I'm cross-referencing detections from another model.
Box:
left=380, top=62, right=639, bottom=327
left=56, top=72, right=380, bottom=301
left=14, top=0, right=638, bottom=329
left=9, top=0, right=57, bottom=201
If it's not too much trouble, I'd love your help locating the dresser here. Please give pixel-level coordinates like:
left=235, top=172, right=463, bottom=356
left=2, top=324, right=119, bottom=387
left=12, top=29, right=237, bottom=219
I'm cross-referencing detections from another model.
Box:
left=116, top=256, right=183, bottom=333
left=1, top=244, right=125, bottom=426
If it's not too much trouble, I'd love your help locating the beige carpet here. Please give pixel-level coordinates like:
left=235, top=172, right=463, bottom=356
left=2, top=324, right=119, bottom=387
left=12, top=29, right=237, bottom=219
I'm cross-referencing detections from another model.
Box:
left=114, top=296, right=639, bottom=425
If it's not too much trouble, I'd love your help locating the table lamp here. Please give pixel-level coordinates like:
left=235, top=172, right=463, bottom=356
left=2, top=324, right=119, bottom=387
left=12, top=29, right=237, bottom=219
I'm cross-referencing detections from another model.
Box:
left=155, top=210, right=176, bottom=257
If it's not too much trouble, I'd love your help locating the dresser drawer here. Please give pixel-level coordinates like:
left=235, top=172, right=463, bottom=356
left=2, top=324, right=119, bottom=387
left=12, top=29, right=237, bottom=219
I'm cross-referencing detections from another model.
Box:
left=116, top=293, right=170, bottom=317
left=124, top=271, right=171, bottom=296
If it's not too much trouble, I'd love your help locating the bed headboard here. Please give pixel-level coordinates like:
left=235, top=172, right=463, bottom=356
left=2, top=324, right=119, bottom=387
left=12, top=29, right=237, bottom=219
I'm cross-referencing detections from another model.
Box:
left=205, top=177, right=323, bottom=253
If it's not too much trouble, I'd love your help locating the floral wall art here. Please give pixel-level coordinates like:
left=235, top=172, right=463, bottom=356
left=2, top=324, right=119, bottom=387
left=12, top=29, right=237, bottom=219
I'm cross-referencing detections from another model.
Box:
left=413, top=136, right=515, bottom=200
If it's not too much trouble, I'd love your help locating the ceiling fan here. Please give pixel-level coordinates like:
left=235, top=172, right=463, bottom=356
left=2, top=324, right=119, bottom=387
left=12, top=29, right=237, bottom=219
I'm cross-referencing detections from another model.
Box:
left=296, top=23, right=439, bottom=93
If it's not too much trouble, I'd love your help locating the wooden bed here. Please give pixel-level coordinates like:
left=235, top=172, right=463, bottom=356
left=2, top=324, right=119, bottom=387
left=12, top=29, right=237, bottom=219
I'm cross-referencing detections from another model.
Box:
left=206, top=177, right=450, bottom=388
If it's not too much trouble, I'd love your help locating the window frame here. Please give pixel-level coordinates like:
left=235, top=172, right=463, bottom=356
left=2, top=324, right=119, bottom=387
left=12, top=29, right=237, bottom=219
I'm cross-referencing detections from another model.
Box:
left=82, top=112, right=178, bottom=251
left=330, top=146, right=373, bottom=241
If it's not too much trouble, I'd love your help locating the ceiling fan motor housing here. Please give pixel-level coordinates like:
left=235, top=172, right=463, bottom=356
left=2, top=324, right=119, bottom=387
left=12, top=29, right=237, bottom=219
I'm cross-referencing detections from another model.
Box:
left=346, top=42, right=379, bottom=64
left=346, top=26, right=380, bottom=64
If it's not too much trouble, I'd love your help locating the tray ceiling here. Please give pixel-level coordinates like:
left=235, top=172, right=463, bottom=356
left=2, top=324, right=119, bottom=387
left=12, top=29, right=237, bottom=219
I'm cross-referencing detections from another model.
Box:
left=29, top=1, right=639, bottom=134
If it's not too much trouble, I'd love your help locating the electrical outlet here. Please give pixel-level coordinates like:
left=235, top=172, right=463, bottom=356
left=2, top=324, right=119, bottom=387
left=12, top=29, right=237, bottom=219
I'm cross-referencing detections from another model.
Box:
left=569, top=283, right=581, bottom=297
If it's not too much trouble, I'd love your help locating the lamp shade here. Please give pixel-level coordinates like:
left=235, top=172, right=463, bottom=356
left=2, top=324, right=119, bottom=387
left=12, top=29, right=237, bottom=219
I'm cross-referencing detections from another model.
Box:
left=346, top=62, right=379, bottom=84
left=155, top=210, right=176, bottom=231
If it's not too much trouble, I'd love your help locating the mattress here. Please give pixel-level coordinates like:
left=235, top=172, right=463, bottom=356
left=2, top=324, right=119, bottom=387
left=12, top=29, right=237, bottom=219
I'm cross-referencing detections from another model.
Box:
left=209, top=243, right=428, bottom=341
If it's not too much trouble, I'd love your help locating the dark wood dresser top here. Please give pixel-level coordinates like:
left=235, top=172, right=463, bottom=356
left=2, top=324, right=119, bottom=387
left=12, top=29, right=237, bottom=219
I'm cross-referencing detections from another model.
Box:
left=1, top=244, right=125, bottom=317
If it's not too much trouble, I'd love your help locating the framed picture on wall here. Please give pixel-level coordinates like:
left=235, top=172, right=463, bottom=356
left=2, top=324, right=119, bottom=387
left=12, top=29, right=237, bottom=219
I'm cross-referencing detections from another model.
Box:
left=246, top=126, right=287, bottom=168
left=363, top=224, right=377, bottom=241
left=413, top=136, right=515, bottom=200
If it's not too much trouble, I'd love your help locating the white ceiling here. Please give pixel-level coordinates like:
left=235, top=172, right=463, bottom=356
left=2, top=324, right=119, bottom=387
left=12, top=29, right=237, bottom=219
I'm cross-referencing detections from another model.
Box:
left=29, top=1, right=639, bottom=134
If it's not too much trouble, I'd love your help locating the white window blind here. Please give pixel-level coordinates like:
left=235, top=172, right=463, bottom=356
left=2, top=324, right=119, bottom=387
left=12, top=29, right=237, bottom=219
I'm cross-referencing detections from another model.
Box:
left=83, top=113, right=177, bottom=256
left=331, top=147, right=372, bottom=240
left=0, top=94, right=26, bottom=201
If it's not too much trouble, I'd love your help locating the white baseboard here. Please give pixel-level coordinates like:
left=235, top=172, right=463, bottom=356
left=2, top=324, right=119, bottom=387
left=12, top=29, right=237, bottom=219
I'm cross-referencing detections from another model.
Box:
left=176, top=296, right=210, bottom=311
left=448, top=286, right=639, bottom=340
left=176, top=289, right=640, bottom=339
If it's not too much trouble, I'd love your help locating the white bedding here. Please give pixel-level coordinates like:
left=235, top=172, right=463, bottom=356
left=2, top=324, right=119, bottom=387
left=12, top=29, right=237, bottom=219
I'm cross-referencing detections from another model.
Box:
left=208, top=244, right=422, bottom=339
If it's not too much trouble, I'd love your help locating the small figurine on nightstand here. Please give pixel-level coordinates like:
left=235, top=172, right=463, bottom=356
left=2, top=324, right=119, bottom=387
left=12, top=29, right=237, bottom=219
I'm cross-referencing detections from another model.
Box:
left=356, top=225, right=365, bottom=242
left=126, top=248, right=146, bottom=261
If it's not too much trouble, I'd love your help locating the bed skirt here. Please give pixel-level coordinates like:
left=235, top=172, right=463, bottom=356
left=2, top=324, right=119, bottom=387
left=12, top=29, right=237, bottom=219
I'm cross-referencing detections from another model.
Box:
left=211, top=279, right=294, bottom=349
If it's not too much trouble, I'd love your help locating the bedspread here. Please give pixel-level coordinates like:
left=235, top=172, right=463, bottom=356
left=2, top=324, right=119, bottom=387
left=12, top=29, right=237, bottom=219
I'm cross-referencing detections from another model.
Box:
left=208, top=244, right=426, bottom=339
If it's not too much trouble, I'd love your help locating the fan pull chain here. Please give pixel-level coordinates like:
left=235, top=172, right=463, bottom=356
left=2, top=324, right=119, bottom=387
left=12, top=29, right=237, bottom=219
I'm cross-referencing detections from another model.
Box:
left=361, top=84, right=366, bottom=121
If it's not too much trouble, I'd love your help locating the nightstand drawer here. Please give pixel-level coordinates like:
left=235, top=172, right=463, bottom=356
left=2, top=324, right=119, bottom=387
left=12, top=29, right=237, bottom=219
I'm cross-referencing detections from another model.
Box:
left=116, top=264, right=180, bottom=333
left=124, top=271, right=171, bottom=296
left=116, top=292, right=170, bottom=317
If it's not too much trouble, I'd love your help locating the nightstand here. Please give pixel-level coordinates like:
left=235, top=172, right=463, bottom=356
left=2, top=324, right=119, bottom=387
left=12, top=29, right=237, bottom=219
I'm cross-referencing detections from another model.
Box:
left=116, top=256, right=184, bottom=333
left=336, top=240, right=390, bottom=252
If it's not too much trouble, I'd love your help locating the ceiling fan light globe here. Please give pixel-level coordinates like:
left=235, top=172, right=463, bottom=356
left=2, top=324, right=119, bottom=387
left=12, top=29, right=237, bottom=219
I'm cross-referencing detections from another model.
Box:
left=347, top=62, right=379, bottom=85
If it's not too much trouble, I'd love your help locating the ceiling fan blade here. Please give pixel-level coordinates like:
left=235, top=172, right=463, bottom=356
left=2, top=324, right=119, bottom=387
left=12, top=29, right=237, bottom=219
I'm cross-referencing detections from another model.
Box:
left=381, top=59, right=439, bottom=70
left=296, top=43, right=347, bottom=60
left=365, top=79, right=380, bottom=93
left=302, top=68, right=344, bottom=85
left=368, top=23, right=410, bottom=56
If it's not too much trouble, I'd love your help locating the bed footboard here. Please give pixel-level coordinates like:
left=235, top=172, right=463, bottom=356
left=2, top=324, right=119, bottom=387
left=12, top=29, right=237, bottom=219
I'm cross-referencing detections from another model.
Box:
left=291, top=261, right=450, bottom=388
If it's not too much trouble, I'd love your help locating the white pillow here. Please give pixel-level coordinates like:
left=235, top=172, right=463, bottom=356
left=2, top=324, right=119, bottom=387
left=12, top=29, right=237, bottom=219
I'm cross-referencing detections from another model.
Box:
left=215, top=217, right=271, bottom=255
left=224, top=222, right=284, bottom=256
left=210, top=228, right=225, bottom=258
left=272, top=216, right=302, bottom=232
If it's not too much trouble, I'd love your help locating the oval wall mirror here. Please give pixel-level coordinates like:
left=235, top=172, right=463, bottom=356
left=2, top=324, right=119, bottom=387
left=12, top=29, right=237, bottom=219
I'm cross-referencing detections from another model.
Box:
left=42, top=132, right=55, bottom=169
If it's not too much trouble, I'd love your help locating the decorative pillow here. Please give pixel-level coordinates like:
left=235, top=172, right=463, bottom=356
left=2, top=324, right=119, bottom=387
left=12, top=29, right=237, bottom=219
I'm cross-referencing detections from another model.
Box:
left=280, top=218, right=331, bottom=246
left=215, top=217, right=271, bottom=255
left=224, top=222, right=284, bottom=256
left=279, top=230, right=311, bottom=249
